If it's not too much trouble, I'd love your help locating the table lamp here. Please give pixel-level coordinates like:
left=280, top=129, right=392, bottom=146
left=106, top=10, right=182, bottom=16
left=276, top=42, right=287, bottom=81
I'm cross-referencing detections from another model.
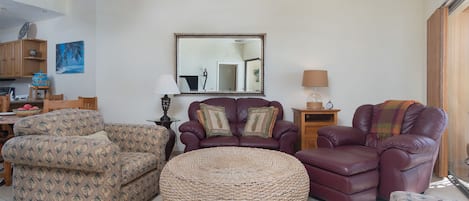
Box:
left=156, top=74, right=180, bottom=121
left=302, top=70, right=328, bottom=110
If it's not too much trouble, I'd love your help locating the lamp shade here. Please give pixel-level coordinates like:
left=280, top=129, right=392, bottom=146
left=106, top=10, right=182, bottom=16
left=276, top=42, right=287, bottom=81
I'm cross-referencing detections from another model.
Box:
left=155, top=74, right=180, bottom=95
left=302, top=70, right=328, bottom=87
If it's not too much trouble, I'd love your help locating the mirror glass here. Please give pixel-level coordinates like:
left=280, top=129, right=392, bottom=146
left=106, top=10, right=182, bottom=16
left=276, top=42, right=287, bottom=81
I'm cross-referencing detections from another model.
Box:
left=176, top=33, right=265, bottom=95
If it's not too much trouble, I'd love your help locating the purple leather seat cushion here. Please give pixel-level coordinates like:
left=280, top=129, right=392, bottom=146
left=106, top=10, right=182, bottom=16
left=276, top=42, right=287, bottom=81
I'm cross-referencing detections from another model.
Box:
left=200, top=136, right=239, bottom=148
left=239, top=136, right=279, bottom=149
left=200, top=135, right=279, bottom=150
left=296, top=146, right=379, bottom=176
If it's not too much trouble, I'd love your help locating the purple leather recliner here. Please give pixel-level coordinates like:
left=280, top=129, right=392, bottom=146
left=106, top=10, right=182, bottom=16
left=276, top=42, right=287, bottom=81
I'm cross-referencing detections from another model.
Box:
left=295, top=102, right=448, bottom=201
left=179, top=97, right=299, bottom=155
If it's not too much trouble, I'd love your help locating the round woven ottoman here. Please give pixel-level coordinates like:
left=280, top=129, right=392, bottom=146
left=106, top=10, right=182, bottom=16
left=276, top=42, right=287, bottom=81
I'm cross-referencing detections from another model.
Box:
left=160, top=147, right=309, bottom=201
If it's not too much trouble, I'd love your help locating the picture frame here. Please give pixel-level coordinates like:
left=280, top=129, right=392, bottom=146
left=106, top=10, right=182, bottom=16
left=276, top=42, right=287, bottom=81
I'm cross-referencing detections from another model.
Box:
left=56, top=41, right=84, bottom=74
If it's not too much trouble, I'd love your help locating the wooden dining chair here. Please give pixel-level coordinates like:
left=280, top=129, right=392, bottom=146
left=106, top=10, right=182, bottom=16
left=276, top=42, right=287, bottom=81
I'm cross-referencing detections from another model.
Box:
left=0, top=95, right=12, bottom=136
left=43, top=99, right=84, bottom=113
left=78, top=96, right=98, bottom=111
left=0, top=95, right=13, bottom=186
left=47, top=94, right=64, bottom=101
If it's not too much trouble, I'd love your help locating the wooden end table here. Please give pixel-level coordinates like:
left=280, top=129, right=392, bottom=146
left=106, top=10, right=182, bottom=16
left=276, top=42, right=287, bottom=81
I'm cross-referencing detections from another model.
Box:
left=292, top=108, right=340, bottom=150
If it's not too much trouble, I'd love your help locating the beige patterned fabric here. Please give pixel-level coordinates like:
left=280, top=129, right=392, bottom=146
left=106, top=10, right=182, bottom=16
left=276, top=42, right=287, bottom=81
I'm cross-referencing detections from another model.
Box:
left=120, top=169, right=160, bottom=201
left=13, top=108, right=105, bottom=137
left=82, top=130, right=111, bottom=142
left=243, top=106, right=278, bottom=138
left=199, top=103, right=232, bottom=137
left=3, top=135, right=118, bottom=172
left=3, top=109, right=169, bottom=201
left=120, top=152, right=157, bottom=185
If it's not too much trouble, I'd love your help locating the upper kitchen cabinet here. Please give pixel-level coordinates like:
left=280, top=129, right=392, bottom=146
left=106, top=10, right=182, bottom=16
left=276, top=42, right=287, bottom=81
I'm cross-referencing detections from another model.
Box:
left=0, top=39, right=47, bottom=78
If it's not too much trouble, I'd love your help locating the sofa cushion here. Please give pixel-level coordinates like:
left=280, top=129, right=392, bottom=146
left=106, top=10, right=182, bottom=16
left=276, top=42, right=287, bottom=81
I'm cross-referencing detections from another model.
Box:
left=196, top=110, right=205, bottom=125
left=82, top=130, right=111, bottom=142
left=243, top=107, right=278, bottom=138
left=239, top=136, right=279, bottom=149
left=120, top=152, right=158, bottom=185
left=13, top=108, right=104, bottom=137
left=200, top=103, right=232, bottom=137
left=200, top=136, right=239, bottom=148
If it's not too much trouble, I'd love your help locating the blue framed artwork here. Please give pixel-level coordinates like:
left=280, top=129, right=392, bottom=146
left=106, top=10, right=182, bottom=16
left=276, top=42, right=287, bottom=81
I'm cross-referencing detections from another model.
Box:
left=56, top=41, right=84, bottom=74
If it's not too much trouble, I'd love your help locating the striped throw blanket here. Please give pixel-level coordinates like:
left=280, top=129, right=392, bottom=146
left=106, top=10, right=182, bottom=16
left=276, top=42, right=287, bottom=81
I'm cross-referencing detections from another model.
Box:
left=370, top=100, right=416, bottom=140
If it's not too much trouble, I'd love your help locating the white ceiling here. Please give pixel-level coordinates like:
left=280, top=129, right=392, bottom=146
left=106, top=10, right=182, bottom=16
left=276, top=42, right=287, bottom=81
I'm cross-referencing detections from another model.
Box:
left=0, top=0, right=63, bottom=30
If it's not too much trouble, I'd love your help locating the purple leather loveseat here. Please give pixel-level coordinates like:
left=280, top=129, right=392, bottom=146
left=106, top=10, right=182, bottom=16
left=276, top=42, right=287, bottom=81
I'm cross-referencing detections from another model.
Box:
left=179, top=97, right=299, bottom=155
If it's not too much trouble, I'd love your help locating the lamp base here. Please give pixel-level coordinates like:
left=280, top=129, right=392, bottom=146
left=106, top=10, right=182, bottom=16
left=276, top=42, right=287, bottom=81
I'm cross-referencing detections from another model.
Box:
left=160, top=94, right=171, bottom=122
left=160, top=115, right=171, bottom=122
left=307, top=101, right=323, bottom=110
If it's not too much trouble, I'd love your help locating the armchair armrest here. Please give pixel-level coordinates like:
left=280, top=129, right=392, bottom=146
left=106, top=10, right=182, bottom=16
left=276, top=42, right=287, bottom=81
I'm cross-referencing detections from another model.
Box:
left=271, top=120, right=298, bottom=155
left=179, top=121, right=207, bottom=152
left=317, top=126, right=366, bottom=148
left=378, top=134, right=437, bottom=155
left=379, top=134, right=438, bottom=171
left=105, top=123, right=169, bottom=162
left=178, top=120, right=206, bottom=139
left=2, top=135, right=120, bottom=173
left=272, top=120, right=298, bottom=139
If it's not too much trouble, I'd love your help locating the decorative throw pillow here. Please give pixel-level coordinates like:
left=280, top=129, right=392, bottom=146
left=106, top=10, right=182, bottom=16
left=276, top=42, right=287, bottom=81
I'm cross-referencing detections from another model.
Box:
left=199, top=103, right=232, bottom=137
left=82, top=130, right=111, bottom=142
left=196, top=109, right=205, bottom=125
left=243, top=106, right=278, bottom=138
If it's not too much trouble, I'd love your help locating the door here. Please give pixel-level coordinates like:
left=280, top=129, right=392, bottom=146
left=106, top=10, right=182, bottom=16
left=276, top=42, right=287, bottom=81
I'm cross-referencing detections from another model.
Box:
left=427, top=6, right=448, bottom=177
left=245, top=59, right=262, bottom=92
left=218, top=64, right=237, bottom=91
left=1, top=41, right=22, bottom=77
left=4, top=43, right=14, bottom=77
left=11, top=41, right=22, bottom=77
left=0, top=44, right=6, bottom=76
left=447, top=1, right=469, bottom=184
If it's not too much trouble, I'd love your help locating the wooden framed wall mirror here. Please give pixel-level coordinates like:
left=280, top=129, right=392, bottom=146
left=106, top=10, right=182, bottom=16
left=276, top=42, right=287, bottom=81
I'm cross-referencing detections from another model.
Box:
left=175, top=33, right=265, bottom=95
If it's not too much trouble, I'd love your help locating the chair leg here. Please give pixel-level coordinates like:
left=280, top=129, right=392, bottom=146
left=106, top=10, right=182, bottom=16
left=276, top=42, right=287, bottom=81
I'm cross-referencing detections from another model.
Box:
left=4, top=161, right=11, bottom=186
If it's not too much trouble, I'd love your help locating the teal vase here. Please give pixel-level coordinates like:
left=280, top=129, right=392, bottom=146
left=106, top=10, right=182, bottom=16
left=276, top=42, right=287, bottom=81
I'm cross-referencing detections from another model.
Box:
left=32, top=71, right=48, bottom=86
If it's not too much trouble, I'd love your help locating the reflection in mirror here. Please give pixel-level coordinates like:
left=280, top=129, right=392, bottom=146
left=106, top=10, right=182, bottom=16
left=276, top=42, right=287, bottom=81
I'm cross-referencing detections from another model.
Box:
left=176, top=34, right=265, bottom=95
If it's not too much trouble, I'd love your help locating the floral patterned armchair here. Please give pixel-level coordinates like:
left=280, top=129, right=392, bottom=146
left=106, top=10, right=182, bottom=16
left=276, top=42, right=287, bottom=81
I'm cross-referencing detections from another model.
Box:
left=2, top=109, right=170, bottom=201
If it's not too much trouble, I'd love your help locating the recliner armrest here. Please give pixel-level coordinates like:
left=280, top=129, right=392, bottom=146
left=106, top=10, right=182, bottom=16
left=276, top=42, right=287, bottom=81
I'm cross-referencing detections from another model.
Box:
left=317, top=126, right=366, bottom=147
left=179, top=120, right=206, bottom=139
left=272, top=120, right=298, bottom=139
left=378, top=134, right=437, bottom=155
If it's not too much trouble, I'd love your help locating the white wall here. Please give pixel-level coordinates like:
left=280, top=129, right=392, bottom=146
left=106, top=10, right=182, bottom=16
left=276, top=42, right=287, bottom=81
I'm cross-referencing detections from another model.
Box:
left=425, top=0, right=446, bottom=18
left=13, top=0, right=69, bottom=14
left=242, top=40, right=262, bottom=60
left=96, top=0, right=429, bottom=151
left=0, top=0, right=444, bottom=152
left=0, top=0, right=96, bottom=99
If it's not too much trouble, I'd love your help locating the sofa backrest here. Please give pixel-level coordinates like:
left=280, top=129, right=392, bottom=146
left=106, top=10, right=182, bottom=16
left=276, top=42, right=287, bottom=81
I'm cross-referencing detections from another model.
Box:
left=187, top=97, right=284, bottom=136
left=14, top=108, right=105, bottom=137
left=352, top=102, right=447, bottom=147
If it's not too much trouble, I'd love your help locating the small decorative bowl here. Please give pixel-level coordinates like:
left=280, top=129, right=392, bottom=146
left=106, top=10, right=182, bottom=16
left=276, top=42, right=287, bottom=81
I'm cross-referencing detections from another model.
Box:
left=13, top=109, right=41, bottom=117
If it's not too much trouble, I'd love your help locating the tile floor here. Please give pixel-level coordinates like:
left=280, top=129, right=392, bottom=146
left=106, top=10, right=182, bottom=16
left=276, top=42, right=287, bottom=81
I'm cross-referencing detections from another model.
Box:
left=0, top=176, right=466, bottom=201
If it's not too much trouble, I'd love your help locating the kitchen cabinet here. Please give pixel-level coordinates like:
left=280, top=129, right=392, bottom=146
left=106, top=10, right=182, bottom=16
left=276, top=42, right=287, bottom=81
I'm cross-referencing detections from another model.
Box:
left=292, top=108, right=340, bottom=150
left=0, top=39, right=47, bottom=78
